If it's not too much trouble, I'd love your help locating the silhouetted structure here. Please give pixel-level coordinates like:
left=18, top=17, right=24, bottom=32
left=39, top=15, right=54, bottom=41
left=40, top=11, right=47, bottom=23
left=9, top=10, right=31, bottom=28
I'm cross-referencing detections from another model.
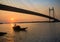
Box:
left=0, top=32, right=7, bottom=36
left=49, top=7, right=55, bottom=22
left=13, top=24, right=27, bottom=31
left=0, top=4, right=60, bottom=22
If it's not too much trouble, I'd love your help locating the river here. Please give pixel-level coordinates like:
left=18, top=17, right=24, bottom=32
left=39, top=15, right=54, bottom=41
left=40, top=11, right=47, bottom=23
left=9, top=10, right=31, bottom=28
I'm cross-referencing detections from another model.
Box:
left=0, top=23, right=60, bottom=42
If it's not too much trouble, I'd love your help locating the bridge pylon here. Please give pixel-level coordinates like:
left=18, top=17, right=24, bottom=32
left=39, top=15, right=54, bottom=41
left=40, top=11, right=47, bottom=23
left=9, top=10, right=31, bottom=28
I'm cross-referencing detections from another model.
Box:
left=49, top=7, right=55, bottom=22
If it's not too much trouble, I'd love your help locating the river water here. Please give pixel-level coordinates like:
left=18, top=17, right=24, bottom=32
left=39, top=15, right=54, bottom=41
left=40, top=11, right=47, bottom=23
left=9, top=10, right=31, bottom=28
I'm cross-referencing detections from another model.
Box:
left=0, top=23, right=60, bottom=42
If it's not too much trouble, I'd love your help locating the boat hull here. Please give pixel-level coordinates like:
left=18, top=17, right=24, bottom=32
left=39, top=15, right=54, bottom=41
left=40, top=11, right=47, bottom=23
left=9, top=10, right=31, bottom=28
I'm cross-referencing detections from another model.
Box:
left=13, top=26, right=27, bottom=31
left=0, top=32, right=7, bottom=36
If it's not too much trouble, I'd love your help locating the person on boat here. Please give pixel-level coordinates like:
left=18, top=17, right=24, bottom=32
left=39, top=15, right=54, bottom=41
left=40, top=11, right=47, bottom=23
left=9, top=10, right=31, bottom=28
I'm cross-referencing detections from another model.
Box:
left=14, top=24, right=16, bottom=27
left=14, top=24, right=21, bottom=29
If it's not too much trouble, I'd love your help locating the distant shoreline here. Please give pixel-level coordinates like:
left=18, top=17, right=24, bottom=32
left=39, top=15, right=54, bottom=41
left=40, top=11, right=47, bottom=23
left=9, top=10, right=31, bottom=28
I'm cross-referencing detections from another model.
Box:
left=0, top=21, right=60, bottom=24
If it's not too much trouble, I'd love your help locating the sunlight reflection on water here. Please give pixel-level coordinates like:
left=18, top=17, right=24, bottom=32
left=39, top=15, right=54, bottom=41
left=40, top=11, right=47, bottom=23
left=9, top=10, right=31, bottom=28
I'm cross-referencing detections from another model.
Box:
left=0, top=23, right=60, bottom=42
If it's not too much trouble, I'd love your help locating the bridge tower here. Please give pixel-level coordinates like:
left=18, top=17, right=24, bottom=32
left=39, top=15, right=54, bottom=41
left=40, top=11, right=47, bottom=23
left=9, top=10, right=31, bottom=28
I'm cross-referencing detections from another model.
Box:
left=49, top=7, right=55, bottom=22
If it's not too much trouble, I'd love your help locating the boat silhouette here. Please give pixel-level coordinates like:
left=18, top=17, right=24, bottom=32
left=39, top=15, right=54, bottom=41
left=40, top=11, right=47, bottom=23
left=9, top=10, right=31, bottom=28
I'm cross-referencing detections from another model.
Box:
left=0, top=32, right=7, bottom=36
left=13, top=24, right=27, bottom=31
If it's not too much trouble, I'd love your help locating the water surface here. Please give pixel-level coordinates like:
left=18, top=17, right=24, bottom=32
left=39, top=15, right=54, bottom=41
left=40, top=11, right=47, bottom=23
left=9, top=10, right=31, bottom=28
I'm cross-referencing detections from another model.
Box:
left=0, top=23, right=60, bottom=42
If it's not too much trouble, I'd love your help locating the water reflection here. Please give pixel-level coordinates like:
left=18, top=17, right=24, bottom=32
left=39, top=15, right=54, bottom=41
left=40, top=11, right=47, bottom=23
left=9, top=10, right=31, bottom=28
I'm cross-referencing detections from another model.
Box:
left=0, top=35, right=14, bottom=42
left=14, top=31, right=27, bottom=42
left=10, top=24, right=14, bottom=27
left=0, top=23, right=60, bottom=42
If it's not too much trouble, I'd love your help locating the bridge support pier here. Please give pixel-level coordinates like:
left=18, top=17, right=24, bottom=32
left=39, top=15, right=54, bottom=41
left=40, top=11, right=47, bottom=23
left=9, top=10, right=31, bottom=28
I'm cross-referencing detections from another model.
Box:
left=49, top=7, right=55, bottom=22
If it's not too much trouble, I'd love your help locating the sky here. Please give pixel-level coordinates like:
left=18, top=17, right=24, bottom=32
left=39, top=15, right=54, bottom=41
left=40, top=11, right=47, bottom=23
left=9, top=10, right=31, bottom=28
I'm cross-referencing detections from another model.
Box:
left=0, top=0, right=60, bottom=22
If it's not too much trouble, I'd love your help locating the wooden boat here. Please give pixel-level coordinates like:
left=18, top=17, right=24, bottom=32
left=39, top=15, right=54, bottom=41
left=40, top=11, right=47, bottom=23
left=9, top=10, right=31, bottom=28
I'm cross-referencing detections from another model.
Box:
left=13, top=25, right=27, bottom=31
left=0, top=32, right=7, bottom=36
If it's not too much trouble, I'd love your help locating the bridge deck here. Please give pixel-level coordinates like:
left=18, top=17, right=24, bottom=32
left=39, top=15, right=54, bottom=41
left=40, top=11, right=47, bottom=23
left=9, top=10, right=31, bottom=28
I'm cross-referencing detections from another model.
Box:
left=0, top=4, right=60, bottom=22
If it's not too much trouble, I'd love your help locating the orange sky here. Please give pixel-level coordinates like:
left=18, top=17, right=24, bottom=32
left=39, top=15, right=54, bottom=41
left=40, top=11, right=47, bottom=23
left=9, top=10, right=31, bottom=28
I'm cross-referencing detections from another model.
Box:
left=0, top=0, right=60, bottom=22
left=0, top=10, right=48, bottom=22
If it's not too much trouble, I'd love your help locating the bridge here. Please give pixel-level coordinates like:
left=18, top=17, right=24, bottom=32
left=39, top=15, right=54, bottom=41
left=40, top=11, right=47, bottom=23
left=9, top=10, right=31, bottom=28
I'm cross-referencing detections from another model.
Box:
left=0, top=4, right=60, bottom=22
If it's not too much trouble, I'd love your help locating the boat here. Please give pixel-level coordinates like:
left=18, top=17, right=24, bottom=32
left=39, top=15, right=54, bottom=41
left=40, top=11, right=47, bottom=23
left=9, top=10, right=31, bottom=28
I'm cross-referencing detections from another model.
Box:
left=0, top=32, right=7, bottom=36
left=0, top=23, right=3, bottom=24
left=13, top=25, right=27, bottom=31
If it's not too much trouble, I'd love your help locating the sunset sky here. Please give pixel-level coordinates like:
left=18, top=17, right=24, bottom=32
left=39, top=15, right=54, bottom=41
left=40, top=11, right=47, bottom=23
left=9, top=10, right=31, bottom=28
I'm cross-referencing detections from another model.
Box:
left=0, top=0, right=60, bottom=22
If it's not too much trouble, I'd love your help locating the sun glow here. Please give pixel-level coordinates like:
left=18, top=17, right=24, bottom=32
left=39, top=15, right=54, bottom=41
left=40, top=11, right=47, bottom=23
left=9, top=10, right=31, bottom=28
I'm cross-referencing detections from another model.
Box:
left=10, top=18, right=15, bottom=22
left=11, top=18, right=14, bottom=21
